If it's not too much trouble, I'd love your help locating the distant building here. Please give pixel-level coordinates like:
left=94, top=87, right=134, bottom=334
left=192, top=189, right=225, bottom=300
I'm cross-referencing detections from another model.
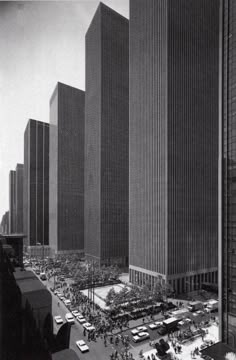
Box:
left=0, top=211, right=9, bottom=234
left=9, top=170, right=16, bottom=233
left=49, top=82, right=85, bottom=255
left=15, top=164, right=24, bottom=233
left=220, top=0, right=236, bottom=348
left=23, top=119, right=49, bottom=252
left=129, top=0, right=219, bottom=293
left=85, top=3, right=129, bottom=266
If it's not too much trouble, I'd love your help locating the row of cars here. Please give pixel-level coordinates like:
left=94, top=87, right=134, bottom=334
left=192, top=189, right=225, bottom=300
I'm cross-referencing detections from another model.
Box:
left=130, top=316, right=192, bottom=344
left=54, top=290, right=94, bottom=354
left=54, top=311, right=92, bottom=353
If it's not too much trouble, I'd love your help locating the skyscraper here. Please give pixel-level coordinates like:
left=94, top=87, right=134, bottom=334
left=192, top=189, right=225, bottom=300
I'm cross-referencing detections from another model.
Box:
left=129, top=0, right=219, bottom=293
left=9, top=170, right=16, bottom=234
left=49, top=82, right=85, bottom=255
left=220, top=0, right=236, bottom=347
left=15, top=164, right=24, bottom=233
left=23, top=119, right=49, bottom=251
left=0, top=211, right=9, bottom=235
left=85, top=3, right=129, bottom=266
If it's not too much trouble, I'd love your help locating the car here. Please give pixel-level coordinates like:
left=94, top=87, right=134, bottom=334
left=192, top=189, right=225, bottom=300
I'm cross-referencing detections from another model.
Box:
left=196, top=310, right=205, bottom=316
left=35, top=269, right=40, bottom=275
left=137, top=326, right=148, bottom=332
left=54, top=315, right=63, bottom=325
left=185, top=318, right=192, bottom=323
left=158, top=326, right=168, bottom=335
left=57, top=293, right=64, bottom=299
left=63, top=299, right=71, bottom=306
left=77, top=316, right=86, bottom=324
left=76, top=340, right=89, bottom=353
left=149, top=323, right=159, bottom=330
left=72, top=310, right=80, bottom=317
left=65, top=313, right=75, bottom=324
left=40, top=272, right=47, bottom=280
left=133, top=332, right=150, bottom=343
left=131, top=329, right=140, bottom=335
left=83, top=322, right=96, bottom=331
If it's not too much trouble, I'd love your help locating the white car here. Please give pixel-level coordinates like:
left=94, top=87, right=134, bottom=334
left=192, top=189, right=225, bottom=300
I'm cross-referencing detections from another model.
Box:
left=83, top=322, right=95, bottom=331
left=65, top=313, right=75, bottom=324
left=57, top=293, right=64, bottom=299
left=131, top=328, right=140, bottom=335
left=64, top=299, right=71, bottom=306
left=72, top=310, right=80, bottom=317
left=149, top=323, right=159, bottom=330
left=77, top=316, right=86, bottom=324
left=133, top=332, right=150, bottom=343
left=76, top=340, right=89, bottom=353
left=54, top=315, right=63, bottom=325
left=137, top=326, right=147, bottom=332
left=155, top=321, right=163, bottom=327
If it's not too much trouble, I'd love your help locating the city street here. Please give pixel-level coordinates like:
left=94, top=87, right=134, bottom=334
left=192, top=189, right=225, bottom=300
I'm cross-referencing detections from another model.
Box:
left=32, top=269, right=219, bottom=360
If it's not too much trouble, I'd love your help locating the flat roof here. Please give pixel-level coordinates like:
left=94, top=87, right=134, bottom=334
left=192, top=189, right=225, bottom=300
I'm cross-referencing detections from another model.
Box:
left=1, top=234, right=26, bottom=238
left=201, top=342, right=236, bottom=359
left=14, top=270, right=37, bottom=281
left=163, top=317, right=178, bottom=324
left=14, top=271, right=51, bottom=308
left=52, top=349, right=79, bottom=360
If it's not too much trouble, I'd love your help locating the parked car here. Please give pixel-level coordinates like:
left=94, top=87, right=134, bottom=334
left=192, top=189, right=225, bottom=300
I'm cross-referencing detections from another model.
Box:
left=77, top=316, right=86, bottom=324
left=76, top=340, right=89, bottom=353
left=149, top=323, right=159, bottom=330
left=63, top=299, right=71, bottom=306
left=131, top=329, right=140, bottom=335
left=83, top=322, right=96, bottom=331
left=72, top=310, right=80, bottom=317
left=133, top=332, right=150, bottom=343
left=40, top=272, right=47, bottom=281
left=54, top=315, right=63, bottom=325
left=137, top=326, right=147, bottom=332
left=65, top=313, right=74, bottom=324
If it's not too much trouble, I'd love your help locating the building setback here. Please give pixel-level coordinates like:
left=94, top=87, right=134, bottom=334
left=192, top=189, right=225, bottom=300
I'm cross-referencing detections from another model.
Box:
left=49, top=82, right=85, bottom=254
left=23, top=119, right=49, bottom=248
left=129, top=0, right=219, bottom=293
left=9, top=170, right=16, bottom=234
left=15, top=164, right=24, bottom=233
left=220, top=0, right=236, bottom=348
left=84, top=3, right=129, bottom=266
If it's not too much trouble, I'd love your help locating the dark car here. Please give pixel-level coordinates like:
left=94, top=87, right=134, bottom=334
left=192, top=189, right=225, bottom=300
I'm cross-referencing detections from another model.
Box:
left=157, top=326, right=168, bottom=336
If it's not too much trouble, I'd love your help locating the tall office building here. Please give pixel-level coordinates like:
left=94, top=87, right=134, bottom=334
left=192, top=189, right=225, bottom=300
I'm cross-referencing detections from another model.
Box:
left=129, top=0, right=219, bottom=293
left=49, top=82, right=85, bottom=255
left=220, top=0, right=236, bottom=348
left=23, top=119, right=49, bottom=250
left=15, top=164, right=24, bottom=233
left=0, top=211, right=9, bottom=234
left=9, top=170, right=16, bottom=234
left=85, top=3, right=129, bottom=266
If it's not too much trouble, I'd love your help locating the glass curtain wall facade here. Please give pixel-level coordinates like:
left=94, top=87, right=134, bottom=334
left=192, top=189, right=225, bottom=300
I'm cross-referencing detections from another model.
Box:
left=49, top=83, right=85, bottom=254
left=85, top=3, right=129, bottom=266
left=129, top=0, right=219, bottom=294
left=9, top=170, right=16, bottom=234
left=23, top=119, right=49, bottom=248
left=15, top=164, right=24, bottom=233
left=221, top=0, right=236, bottom=347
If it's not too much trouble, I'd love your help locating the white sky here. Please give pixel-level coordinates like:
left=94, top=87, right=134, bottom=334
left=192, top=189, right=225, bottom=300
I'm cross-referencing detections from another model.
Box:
left=0, top=0, right=129, bottom=220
